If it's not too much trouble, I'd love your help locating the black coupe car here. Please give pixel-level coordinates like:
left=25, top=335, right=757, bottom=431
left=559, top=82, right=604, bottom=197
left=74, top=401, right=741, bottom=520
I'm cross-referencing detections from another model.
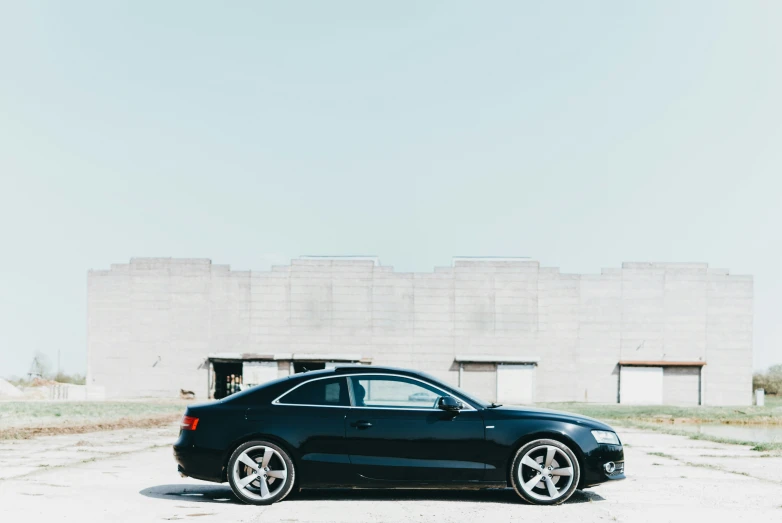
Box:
left=174, top=366, right=624, bottom=505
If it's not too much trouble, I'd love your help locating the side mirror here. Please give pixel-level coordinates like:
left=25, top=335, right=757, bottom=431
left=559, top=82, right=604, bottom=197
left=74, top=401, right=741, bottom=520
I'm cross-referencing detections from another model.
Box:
left=438, top=396, right=463, bottom=412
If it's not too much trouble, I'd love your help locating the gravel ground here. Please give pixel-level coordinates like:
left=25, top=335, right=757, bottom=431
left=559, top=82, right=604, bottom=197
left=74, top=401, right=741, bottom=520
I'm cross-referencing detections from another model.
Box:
left=1, top=425, right=780, bottom=522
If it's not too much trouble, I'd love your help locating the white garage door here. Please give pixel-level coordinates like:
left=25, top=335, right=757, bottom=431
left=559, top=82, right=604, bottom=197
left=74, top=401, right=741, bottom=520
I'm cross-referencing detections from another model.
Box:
left=462, top=366, right=497, bottom=403
left=663, top=367, right=700, bottom=405
left=620, top=367, right=663, bottom=404
left=497, top=364, right=536, bottom=404
left=242, top=361, right=279, bottom=388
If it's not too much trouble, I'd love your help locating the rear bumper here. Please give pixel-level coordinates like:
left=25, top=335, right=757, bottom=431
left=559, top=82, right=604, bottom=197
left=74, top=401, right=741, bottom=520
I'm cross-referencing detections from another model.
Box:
left=173, top=443, right=225, bottom=483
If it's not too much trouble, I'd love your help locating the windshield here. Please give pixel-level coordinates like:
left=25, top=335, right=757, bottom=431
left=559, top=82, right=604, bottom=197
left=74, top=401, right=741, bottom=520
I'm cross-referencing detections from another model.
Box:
left=414, top=370, right=491, bottom=409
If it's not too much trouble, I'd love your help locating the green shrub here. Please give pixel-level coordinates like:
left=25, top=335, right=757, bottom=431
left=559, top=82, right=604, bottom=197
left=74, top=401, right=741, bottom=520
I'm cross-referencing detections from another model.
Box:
left=52, top=372, right=86, bottom=385
left=753, top=364, right=782, bottom=395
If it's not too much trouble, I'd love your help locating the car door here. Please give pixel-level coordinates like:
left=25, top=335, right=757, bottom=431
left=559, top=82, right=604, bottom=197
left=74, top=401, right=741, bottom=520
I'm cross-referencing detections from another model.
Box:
left=344, top=374, right=487, bottom=483
left=247, top=376, right=352, bottom=486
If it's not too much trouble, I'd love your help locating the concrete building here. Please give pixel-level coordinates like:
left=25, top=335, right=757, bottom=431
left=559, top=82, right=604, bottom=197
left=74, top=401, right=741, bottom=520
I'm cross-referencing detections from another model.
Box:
left=87, top=257, right=753, bottom=405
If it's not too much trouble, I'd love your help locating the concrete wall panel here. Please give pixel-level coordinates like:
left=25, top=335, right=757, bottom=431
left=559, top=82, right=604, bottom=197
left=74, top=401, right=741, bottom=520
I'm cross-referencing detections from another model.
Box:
left=87, top=258, right=753, bottom=404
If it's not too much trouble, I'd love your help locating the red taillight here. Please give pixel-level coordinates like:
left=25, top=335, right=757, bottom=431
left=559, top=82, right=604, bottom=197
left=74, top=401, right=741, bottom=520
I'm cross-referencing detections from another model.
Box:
left=180, top=415, right=199, bottom=431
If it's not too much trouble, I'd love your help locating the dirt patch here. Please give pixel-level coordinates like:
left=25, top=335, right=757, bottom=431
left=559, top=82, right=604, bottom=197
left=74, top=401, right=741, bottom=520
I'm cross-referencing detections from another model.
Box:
left=0, top=414, right=179, bottom=440
left=640, top=417, right=782, bottom=426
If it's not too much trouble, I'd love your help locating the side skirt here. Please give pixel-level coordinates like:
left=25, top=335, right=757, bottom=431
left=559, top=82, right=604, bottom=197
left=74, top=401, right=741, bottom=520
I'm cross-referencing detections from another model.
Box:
left=300, top=481, right=508, bottom=490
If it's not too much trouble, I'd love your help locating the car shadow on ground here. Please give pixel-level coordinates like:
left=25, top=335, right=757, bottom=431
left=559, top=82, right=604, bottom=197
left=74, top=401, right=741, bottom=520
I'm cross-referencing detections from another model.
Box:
left=140, top=484, right=241, bottom=504
left=140, top=485, right=604, bottom=505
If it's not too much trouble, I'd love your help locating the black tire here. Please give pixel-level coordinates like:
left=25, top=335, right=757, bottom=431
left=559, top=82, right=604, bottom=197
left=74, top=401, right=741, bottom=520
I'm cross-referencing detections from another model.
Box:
left=510, top=438, right=581, bottom=505
left=227, top=440, right=296, bottom=505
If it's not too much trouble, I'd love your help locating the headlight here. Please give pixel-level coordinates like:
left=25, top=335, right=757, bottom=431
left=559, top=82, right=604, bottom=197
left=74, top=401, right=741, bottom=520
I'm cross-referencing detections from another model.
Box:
left=591, top=430, right=620, bottom=445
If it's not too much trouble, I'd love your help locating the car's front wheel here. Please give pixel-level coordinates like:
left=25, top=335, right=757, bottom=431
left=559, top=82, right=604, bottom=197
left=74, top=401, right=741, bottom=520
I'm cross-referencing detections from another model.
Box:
left=227, top=440, right=295, bottom=505
left=510, top=438, right=581, bottom=505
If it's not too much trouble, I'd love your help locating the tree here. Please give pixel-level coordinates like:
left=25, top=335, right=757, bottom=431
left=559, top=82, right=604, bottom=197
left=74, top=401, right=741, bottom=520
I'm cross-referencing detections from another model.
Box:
left=28, top=351, right=51, bottom=379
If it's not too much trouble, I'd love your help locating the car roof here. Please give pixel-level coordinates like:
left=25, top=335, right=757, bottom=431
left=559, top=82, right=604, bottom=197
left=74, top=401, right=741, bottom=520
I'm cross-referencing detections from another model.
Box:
left=334, top=365, right=422, bottom=376
left=289, top=365, right=425, bottom=379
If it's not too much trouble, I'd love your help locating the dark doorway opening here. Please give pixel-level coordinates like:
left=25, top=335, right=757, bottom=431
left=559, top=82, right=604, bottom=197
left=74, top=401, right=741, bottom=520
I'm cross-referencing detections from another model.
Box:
left=213, top=361, right=243, bottom=399
left=293, top=362, right=326, bottom=374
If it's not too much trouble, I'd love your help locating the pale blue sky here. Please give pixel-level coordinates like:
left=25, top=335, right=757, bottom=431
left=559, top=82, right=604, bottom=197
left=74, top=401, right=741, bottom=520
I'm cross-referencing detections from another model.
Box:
left=1, top=1, right=780, bottom=377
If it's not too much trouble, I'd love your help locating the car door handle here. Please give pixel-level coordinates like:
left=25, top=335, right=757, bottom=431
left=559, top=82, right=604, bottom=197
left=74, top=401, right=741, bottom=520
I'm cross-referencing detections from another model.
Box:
left=352, top=420, right=373, bottom=429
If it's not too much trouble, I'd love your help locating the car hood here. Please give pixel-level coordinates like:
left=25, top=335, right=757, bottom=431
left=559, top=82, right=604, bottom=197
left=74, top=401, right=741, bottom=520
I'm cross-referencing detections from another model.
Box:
left=488, top=405, right=616, bottom=432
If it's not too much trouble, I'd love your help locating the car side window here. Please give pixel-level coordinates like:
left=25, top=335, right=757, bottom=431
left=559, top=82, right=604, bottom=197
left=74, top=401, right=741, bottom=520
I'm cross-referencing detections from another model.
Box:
left=349, top=376, right=444, bottom=409
left=277, top=377, right=350, bottom=407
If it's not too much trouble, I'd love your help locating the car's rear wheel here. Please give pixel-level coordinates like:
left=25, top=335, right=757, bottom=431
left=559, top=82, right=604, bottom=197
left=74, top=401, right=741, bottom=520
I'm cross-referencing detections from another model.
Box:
left=227, top=440, right=295, bottom=505
left=510, top=438, right=580, bottom=505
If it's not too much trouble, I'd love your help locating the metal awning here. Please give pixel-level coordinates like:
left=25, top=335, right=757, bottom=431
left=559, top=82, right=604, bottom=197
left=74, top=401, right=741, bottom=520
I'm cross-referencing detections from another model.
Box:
left=455, top=355, right=540, bottom=364
left=207, top=352, right=369, bottom=363
left=618, top=360, right=706, bottom=367
left=207, top=353, right=276, bottom=363
left=290, top=353, right=366, bottom=362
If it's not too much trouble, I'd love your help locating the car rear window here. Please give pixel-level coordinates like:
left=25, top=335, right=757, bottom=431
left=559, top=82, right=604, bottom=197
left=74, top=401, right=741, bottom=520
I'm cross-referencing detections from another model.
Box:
left=277, top=377, right=349, bottom=407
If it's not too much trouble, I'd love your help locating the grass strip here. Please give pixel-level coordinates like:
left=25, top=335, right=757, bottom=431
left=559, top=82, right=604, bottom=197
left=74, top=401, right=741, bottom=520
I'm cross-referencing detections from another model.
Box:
left=0, top=414, right=179, bottom=440
left=614, top=420, right=782, bottom=452
left=538, top=398, right=782, bottom=426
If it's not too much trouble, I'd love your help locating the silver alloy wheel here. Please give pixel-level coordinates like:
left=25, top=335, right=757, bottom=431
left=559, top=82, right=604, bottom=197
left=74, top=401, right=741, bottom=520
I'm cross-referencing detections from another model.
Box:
left=231, top=445, right=288, bottom=501
left=517, top=445, right=575, bottom=502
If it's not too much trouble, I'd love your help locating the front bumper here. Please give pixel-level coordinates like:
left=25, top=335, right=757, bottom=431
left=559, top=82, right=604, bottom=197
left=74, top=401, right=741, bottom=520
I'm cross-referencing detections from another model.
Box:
left=580, top=444, right=625, bottom=487
left=604, top=459, right=625, bottom=479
